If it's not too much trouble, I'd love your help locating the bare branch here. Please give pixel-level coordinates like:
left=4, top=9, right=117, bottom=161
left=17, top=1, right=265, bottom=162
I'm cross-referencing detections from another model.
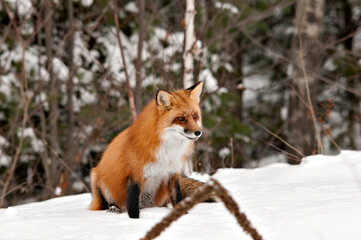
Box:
left=251, top=119, right=305, bottom=159
left=0, top=100, right=30, bottom=207
left=113, top=0, right=137, bottom=122
left=297, top=32, right=323, bottom=154
left=141, top=178, right=263, bottom=240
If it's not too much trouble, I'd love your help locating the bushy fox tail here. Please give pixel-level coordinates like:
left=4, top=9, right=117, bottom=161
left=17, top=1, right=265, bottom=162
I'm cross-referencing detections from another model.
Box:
left=178, top=175, right=217, bottom=202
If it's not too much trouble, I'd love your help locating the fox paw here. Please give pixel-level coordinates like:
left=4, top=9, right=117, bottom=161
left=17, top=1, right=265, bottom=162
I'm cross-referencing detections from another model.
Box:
left=108, top=204, right=122, bottom=214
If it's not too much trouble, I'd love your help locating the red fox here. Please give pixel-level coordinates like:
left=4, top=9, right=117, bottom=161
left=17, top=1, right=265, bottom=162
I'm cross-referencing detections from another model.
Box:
left=89, top=81, right=215, bottom=218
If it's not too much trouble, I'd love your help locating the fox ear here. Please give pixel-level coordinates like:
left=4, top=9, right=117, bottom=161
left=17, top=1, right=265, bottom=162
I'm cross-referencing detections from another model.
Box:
left=187, top=81, right=203, bottom=103
left=156, top=90, right=175, bottom=110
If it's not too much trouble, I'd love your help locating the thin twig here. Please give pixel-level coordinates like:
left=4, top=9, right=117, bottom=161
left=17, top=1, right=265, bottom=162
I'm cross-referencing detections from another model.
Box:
left=230, top=137, right=234, bottom=167
left=326, top=133, right=341, bottom=152
left=0, top=99, right=30, bottom=208
left=113, top=0, right=137, bottom=122
left=317, top=74, right=361, bottom=97
left=256, top=120, right=288, bottom=167
left=259, top=138, right=301, bottom=162
left=31, top=127, right=90, bottom=193
left=251, top=119, right=305, bottom=158
left=205, top=0, right=295, bottom=48
left=297, top=33, right=323, bottom=154
left=0, top=182, right=27, bottom=202
left=0, top=3, right=32, bottom=207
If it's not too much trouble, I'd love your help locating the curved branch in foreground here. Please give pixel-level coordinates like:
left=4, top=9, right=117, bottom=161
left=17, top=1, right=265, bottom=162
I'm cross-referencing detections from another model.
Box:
left=141, top=178, right=263, bottom=240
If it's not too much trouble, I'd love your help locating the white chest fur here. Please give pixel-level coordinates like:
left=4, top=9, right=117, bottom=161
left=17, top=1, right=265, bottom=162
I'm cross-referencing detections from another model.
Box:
left=141, top=127, right=190, bottom=206
left=144, top=127, right=190, bottom=179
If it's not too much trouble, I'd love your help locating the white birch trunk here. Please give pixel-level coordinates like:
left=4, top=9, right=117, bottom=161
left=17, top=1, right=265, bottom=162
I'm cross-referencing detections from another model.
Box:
left=183, top=0, right=196, bottom=89
left=181, top=0, right=197, bottom=174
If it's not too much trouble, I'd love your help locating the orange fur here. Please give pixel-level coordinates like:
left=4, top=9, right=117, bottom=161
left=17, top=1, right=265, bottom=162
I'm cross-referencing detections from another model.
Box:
left=89, top=82, right=205, bottom=214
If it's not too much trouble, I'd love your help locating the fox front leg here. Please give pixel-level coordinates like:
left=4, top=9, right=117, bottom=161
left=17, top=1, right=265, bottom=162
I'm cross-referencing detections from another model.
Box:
left=169, top=175, right=183, bottom=207
left=126, top=178, right=140, bottom=218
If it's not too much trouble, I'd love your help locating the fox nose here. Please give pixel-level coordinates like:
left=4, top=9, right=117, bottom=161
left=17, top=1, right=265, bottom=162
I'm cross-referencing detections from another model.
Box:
left=194, top=131, right=202, bottom=137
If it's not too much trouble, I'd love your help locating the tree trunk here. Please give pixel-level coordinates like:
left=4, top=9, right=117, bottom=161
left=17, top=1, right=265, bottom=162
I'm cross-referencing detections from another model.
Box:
left=338, top=0, right=359, bottom=150
left=181, top=0, right=197, bottom=174
left=64, top=0, right=76, bottom=194
left=199, top=0, right=211, bottom=173
left=36, top=4, right=52, bottom=199
left=135, top=0, right=145, bottom=113
left=44, top=0, right=60, bottom=192
left=229, top=33, right=244, bottom=168
left=183, top=0, right=196, bottom=88
left=287, top=0, right=324, bottom=163
left=229, top=33, right=243, bottom=121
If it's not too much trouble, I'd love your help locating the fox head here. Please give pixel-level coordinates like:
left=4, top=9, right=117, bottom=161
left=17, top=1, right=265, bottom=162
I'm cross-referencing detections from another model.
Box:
left=156, top=82, right=203, bottom=141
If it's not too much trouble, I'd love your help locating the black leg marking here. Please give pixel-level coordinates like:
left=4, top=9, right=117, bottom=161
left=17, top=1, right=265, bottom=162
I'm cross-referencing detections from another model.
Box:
left=170, top=178, right=183, bottom=206
left=126, top=178, right=140, bottom=219
left=97, top=186, right=108, bottom=210
left=175, top=179, right=183, bottom=204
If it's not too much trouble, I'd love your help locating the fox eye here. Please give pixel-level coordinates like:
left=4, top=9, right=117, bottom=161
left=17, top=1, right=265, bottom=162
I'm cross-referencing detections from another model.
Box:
left=193, top=114, right=199, bottom=120
left=176, top=117, right=186, bottom=122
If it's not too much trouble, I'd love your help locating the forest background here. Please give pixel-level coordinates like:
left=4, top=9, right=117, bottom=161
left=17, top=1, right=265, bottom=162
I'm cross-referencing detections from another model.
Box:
left=0, top=0, right=360, bottom=207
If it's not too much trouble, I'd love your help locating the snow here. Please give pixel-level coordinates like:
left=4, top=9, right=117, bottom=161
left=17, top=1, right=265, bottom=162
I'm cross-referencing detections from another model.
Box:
left=0, top=135, right=9, bottom=147
left=352, top=27, right=361, bottom=51
left=1, top=151, right=361, bottom=240
left=54, top=187, right=62, bottom=196
left=81, top=0, right=93, bottom=7
left=199, top=69, right=218, bottom=92
left=218, top=147, right=231, bottom=158
left=52, top=57, right=69, bottom=81
left=247, top=154, right=287, bottom=168
left=215, top=2, right=239, bottom=14
left=148, top=28, right=184, bottom=63
left=73, top=32, right=94, bottom=68
left=0, top=149, right=11, bottom=167
left=0, top=74, right=17, bottom=99
left=0, top=136, right=11, bottom=166
left=97, top=28, right=136, bottom=86
left=124, top=1, right=139, bottom=13
left=280, top=106, right=288, bottom=120
left=5, top=0, right=33, bottom=17
left=18, top=127, right=44, bottom=153
left=5, top=207, right=17, bottom=217
left=243, top=73, right=270, bottom=105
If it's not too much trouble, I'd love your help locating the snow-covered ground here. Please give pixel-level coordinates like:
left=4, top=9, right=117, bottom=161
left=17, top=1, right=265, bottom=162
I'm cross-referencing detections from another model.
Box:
left=1, top=151, right=361, bottom=240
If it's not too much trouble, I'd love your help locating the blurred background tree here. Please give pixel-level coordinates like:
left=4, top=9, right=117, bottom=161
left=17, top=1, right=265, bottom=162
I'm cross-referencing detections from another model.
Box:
left=0, top=0, right=360, bottom=207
